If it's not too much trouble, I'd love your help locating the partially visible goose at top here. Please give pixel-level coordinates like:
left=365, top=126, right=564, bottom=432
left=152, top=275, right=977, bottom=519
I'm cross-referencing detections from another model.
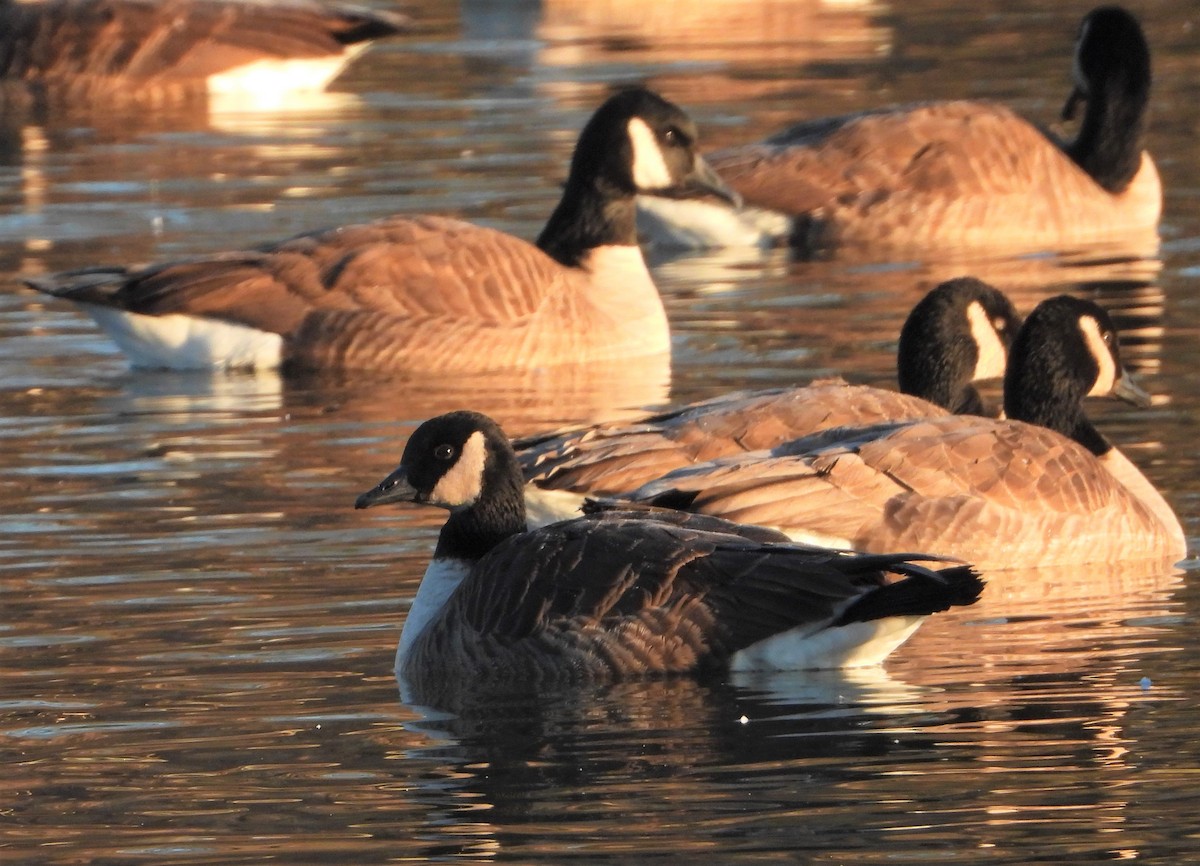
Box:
left=354, top=410, right=984, bottom=689
left=517, top=277, right=1020, bottom=526
left=637, top=6, right=1160, bottom=255
left=23, top=88, right=738, bottom=372
left=0, top=0, right=409, bottom=98
left=625, top=296, right=1187, bottom=570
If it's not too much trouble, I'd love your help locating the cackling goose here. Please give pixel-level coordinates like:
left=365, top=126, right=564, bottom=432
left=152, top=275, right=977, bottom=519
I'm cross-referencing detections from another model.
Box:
left=354, top=410, right=985, bottom=688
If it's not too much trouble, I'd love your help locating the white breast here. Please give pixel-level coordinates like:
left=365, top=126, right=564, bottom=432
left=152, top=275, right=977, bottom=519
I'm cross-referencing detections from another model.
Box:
left=396, top=558, right=471, bottom=672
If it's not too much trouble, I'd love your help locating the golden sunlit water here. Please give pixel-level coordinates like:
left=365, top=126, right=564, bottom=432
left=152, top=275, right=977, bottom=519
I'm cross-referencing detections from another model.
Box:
left=3, top=1, right=1199, bottom=863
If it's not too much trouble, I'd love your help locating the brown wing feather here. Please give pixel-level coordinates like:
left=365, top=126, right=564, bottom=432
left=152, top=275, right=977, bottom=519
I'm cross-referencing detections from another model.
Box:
left=630, top=416, right=1176, bottom=569
left=64, top=215, right=571, bottom=333
left=416, top=513, right=899, bottom=682
left=709, top=101, right=1139, bottom=247
left=520, top=382, right=947, bottom=495
left=0, top=0, right=404, bottom=82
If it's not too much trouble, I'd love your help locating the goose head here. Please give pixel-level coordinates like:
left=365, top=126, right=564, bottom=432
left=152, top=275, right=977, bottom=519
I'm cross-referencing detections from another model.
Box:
left=537, top=87, right=738, bottom=265
left=898, top=277, right=1022, bottom=415
left=356, top=411, right=527, bottom=557
left=571, top=87, right=740, bottom=204
left=1004, top=294, right=1149, bottom=455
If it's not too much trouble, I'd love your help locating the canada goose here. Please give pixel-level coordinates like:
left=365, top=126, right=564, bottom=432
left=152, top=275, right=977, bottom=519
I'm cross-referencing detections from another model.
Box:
left=0, top=0, right=408, bottom=98
left=624, top=296, right=1187, bottom=570
left=637, top=6, right=1160, bottom=254
left=517, top=277, right=1020, bottom=526
left=23, top=88, right=737, bottom=372
left=354, top=410, right=984, bottom=687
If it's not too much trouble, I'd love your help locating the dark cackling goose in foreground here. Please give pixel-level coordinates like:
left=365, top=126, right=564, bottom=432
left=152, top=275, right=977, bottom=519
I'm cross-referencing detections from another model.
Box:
left=0, top=0, right=408, bottom=98
left=517, top=277, right=1020, bottom=526
left=637, top=6, right=1160, bottom=254
left=623, top=296, right=1186, bottom=570
left=23, top=87, right=737, bottom=372
left=354, top=411, right=985, bottom=687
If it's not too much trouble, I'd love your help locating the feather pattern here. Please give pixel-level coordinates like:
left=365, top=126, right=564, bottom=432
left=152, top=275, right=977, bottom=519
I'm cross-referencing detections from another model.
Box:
left=638, top=7, right=1159, bottom=253
left=517, top=278, right=1020, bottom=520
left=354, top=411, right=984, bottom=690
left=25, top=89, right=737, bottom=371
left=0, top=0, right=407, bottom=93
left=623, top=295, right=1187, bottom=570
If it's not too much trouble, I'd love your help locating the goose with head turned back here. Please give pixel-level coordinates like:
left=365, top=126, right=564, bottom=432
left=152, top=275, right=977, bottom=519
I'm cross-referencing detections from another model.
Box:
left=517, top=277, right=1019, bottom=527
left=624, top=296, right=1186, bottom=570
left=24, top=88, right=737, bottom=372
left=0, top=0, right=409, bottom=97
left=637, top=6, right=1159, bottom=254
left=354, top=411, right=984, bottom=689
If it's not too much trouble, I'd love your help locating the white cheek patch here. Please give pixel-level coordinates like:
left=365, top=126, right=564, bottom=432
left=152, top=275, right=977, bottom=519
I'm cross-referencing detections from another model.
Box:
left=967, top=300, right=1009, bottom=381
left=1079, top=315, right=1117, bottom=396
left=627, top=117, right=674, bottom=191
left=430, top=431, right=488, bottom=508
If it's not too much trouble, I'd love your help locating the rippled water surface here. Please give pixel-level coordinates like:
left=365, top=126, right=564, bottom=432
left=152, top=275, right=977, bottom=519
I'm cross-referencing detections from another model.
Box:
left=4, top=1, right=1200, bottom=863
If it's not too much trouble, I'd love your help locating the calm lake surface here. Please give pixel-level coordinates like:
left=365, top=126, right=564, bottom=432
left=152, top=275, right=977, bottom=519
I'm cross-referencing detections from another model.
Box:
left=3, top=0, right=1200, bottom=862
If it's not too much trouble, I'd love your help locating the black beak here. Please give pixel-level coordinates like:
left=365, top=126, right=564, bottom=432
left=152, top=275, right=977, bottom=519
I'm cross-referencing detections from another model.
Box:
left=1062, top=85, right=1085, bottom=122
left=355, top=466, right=421, bottom=510
left=680, top=154, right=742, bottom=208
left=1113, top=367, right=1152, bottom=409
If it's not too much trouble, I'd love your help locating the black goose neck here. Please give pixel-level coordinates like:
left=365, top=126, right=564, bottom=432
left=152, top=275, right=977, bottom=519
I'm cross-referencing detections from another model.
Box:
left=536, top=177, right=637, bottom=268
left=1064, top=20, right=1151, bottom=193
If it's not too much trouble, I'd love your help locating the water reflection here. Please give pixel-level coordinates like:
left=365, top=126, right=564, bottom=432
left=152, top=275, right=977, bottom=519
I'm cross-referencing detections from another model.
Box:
left=3, top=0, right=1200, bottom=862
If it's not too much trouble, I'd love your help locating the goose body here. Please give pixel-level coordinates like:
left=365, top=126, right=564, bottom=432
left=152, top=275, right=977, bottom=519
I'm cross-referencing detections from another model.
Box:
left=626, top=296, right=1186, bottom=570
left=354, top=411, right=984, bottom=688
left=0, top=0, right=408, bottom=97
left=24, top=88, right=736, bottom=372
left=638, top=6, right=1160, bottom=254
left=518, top=277, right=1019, bottom=526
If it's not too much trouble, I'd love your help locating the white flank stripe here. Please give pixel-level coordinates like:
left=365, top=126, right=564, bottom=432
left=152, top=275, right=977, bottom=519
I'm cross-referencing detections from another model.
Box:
left=523, top=485, right=587, bottom=529
left=730, top=615, right=926, bottom=672
left=207, top=49, right=364, bottom=97
left=84, top=305, right=283, bottom=370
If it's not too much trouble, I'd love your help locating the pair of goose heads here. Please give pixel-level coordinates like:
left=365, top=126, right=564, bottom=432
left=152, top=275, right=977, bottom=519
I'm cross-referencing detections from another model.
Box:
left=29, top=7, right=1155, bottom=373
left=358, top=284, right=1186, bottom=687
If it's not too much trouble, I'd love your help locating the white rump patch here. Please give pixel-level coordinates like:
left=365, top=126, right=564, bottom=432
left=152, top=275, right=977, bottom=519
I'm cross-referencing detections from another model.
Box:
left=84, top=305, right=283, bottom=370
left=396, top=558, right=471, bottom=671
left=627, top=118, right=674, bottom=191
left=730, top=615, right=926, bottom=672
left=208, top=49, right=364, bottom=97
left=636, top=194, right=790, bottom=249
left=430, top=431, right=488, bottom=509
left=1079, top=315, right=1117, bottom=396
left=968, top=300, right=1009, bottom=381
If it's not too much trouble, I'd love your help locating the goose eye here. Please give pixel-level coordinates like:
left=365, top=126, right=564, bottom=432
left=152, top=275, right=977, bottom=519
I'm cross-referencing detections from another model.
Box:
left=662, top=127, right=681, bottom=147
left=1103, top=331, right=1114, bottom=346
left=434, top=444, right=456, bottom=461
left=992, top=317, right=1007, bottom=332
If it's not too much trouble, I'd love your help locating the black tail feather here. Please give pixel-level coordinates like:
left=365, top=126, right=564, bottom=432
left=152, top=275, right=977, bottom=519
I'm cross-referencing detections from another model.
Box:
left=836, top=565, right=984, bottom=625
